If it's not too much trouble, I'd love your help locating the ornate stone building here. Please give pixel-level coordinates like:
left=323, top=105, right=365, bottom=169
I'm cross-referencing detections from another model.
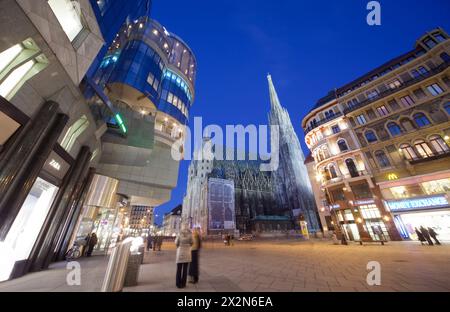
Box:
left=302, top=28, right=450, bottom=242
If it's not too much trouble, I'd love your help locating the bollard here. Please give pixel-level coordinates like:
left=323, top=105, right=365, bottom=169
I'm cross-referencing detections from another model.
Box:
left=101, top=238, right=133, bottom=292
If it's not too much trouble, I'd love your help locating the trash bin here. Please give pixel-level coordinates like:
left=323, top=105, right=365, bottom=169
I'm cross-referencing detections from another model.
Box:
left=101, top=239, right=133, bottom=292
left=124, top=253, right=142, bottom=287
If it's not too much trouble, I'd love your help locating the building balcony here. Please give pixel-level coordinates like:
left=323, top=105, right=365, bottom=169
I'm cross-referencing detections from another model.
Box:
left=304, top=111, right=343, bottom=134
left=342, top=60, right=450, bottom=114
left=409, top=150, right=450, bottom=165
left=321, top=170, right=371, bottom=187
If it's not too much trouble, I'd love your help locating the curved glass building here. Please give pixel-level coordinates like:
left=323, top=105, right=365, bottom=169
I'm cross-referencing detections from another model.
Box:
left=92, top=17, right=196, bottom=129
left=77, top=16, right=197, bottom=248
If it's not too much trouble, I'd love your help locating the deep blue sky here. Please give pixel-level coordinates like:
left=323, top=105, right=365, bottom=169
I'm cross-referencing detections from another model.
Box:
left=151, top=0, right=450, bottom=224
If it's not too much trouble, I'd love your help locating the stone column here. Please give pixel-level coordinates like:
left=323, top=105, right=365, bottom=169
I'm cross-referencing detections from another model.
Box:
left=55, top=166, right=95, bottom=261
left=0, top=101, right=60, bottom=227
left=0, top=108, right=68, bottom=240
left=28, top=146, right=91, bottom=272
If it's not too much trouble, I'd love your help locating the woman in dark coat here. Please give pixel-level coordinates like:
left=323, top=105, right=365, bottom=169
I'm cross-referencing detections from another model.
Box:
left=86, top=233, right=98, bottom=256
left=189, top=228, right=201, bottom=284
left=415, top=228, right=426, bottom=245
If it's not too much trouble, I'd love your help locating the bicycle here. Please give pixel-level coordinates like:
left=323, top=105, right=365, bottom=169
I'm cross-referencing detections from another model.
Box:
left=65, top=241, right=83, bottom=261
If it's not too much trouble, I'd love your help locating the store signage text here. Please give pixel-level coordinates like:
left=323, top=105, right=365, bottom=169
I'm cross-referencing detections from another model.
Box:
left=386, top=196, right=448, bottom=211
left=49, top=159, right=61, bottom=171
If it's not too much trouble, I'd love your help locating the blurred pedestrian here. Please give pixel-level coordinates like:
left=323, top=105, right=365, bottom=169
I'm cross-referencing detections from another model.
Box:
left=86, top=233, right=98, bottom=257
left=146, top=235, right=153, bottom=251
left=428, top=227, right=441, bottom=245
left=156, top=236, right=163, bottom=251
left=415, top=228, right=426, bottom=245
left=189, top=228, right=202, bottom=284
left=175, top=225, right=193, bottom=288
left=420, top=226, right=434, bottom=246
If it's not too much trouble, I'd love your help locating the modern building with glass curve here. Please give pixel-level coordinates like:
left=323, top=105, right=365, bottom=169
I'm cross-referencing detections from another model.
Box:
left=73, top=15, right=198, bottom=250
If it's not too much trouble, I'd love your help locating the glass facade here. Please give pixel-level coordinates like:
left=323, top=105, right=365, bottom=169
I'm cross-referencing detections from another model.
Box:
left=93, top=18, right=196, bottom=124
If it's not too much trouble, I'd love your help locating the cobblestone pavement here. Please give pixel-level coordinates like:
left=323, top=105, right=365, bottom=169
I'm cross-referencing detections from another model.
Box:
left=0, top=240, right=449, bottom=292
left=124, top=239, right=450, bottom=292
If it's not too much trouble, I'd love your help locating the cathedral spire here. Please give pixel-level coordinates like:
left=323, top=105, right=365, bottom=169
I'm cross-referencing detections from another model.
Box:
left=267, top=74, right=283, bottom=114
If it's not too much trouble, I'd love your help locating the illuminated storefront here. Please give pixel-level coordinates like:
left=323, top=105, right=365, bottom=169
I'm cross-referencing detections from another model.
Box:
left=385, top=195, right=450, bottom=241
left=380, top=173, right=450, bottom=242
left=332, top=199, right=391, bottom=242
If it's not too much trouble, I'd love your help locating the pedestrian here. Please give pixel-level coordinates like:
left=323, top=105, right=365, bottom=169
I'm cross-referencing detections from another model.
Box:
left=153, top=235, right=159, bottom=251
left=86, top=233, right=98, bottom=257
left=157, top=235, right=163, bottom=251
left=175, top=225, right=193, bottom=289
left=146, top=235, right=153, bottom=251
left=428, top=227, right=441, bottom=245
left=189, top=228, right=202, bottom=284
left=83, top=233, right=91, bottom=256
left=415, top=228, right=426, bottom=245
left=420, top=226, right=434, bottom=246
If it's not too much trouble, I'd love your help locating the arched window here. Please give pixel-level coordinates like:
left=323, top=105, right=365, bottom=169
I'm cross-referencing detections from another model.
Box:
left=414, top=140, right=434, bottom=158
left=322, top=167, right=331, bottom=181
left=429, top=135, right=450, bottom=154
left=345, top=159, right=359, bottom=178
left=413, top=113, right=431, bottom=128
left=337, top=139, right=349, bottom=152
left=400, top=144, right=418, bottom=161
left=444, top=102, right=450, bottom=115
left=329, top=165, right=338, bottom=179
left=387, top=122, right=402, bottom=137
left=375, top=150, right=391, bottom=168
left=322, top=146, right=330, bottom=159
left=365, top=130, right=378, bottom=143
left=400, top=118, right=416, bottom=132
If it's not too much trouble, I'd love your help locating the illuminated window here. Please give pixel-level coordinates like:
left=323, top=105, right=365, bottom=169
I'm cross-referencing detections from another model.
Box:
left=61, top=115, right=89, bottom=152
left=429, top=135, right=449, bottom=153
left=400, top=95, right=415, bottom=107
left=376, top=105, right=389, bottom=116
left=427, top=83, right=444, bottom=96
left=0, top=60, right=35, bottom=98
left=48, top=0, right=85, bottom=42
left=360, top=205, right=381, bottom=219
left=414, top=140, right=434, bottom=158
left=328, top=165, right=338, bottom=179
left=400, top=144, right=418, bottom=161
left=388, top=79, right=401, bottom=90
left=0, top=44, right=23, bottom=73
left=390, top=186, right=409, bottom=199
left=356, top=114, right=367, bottom=125
left=421, top=179, right=450, bottom=195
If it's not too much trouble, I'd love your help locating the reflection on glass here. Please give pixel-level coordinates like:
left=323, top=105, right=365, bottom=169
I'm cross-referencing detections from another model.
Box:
left=48, top=0, right=84, bottom=42
left=0, top=178, right=58, bottom=282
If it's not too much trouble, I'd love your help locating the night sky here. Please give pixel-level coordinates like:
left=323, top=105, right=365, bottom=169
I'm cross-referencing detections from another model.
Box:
left=150, top=0, right=450, bottom=224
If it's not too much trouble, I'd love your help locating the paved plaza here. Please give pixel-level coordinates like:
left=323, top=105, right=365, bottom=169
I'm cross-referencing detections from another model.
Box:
left=0, top=239, right=449, bottom=292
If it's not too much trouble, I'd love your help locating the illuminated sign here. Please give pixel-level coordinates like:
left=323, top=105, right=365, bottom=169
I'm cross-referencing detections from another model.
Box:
left=388, top=173, right=398, bottom=181
left=354, top=199, right=375, bottom=206
left=115, top=113, right=127, bottom=134
left=386, top=196, right=449, bottom=212
left=49, top=159, right=61, bottom=171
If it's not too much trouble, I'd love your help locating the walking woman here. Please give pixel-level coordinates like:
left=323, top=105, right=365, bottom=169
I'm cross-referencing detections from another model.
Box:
left=189, top=228, right=202, bottom=284
left=175, top=225, right=193, bottom=288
